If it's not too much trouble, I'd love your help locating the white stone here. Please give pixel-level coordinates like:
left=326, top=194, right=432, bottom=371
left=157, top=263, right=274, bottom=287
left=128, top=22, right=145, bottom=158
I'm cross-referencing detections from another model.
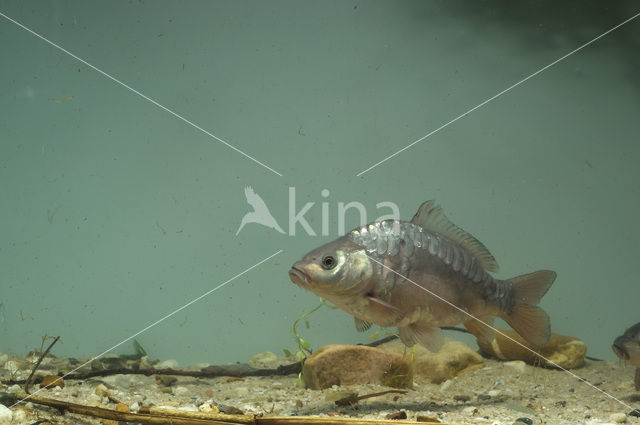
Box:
left=172, top=386, right=189, bottom=396
left=12, top=408, right=26, bottom=423
left=7, top=385, right=21, bottom=394
left=139, top=356, right=153, bottom=370
left=0, top=405, right=12, bottom=425
left=504, top=360, right=527, bottom=373
left=248, top=351, right=279, bottom=368
left=199, top=403, right=219, bottom=413
left=178, top=404, right=198, bottom=412
left=156, top=359, right=179, bottom=369
left=487, top=389, right=501, bottom=397
left=463, top=406, right=478, bottom=415
left=610, top=413, right=627, bottom=423
left=440, top=379, right=453, bottom=391
left=4, top=360, right=19, bottom=374
left=95, top=383, right=110, bottom=397
left=234, top=386, right=249, bottom=396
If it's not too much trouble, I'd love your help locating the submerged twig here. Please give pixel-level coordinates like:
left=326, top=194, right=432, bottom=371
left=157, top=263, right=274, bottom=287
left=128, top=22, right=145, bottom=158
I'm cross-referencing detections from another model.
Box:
left=25, top=336, right=60, bottom=394
left=15, top=391, right=445, bottom=425
left=334, top=390, right=408, bottom=406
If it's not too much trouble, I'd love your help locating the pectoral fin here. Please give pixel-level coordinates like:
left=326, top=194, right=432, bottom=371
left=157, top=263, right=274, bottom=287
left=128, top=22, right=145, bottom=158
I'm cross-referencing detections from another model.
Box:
left=354, top=318, right=372, bottom=332
left=398, top=322, right=444, bottom=352
left=365, top=296, right=406, bottom=326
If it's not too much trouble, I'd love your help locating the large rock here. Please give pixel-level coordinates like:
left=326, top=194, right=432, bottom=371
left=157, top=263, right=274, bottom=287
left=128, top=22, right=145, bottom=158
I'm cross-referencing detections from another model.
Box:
left=477, top=328, right=586, bottom=369
left=302, top=344, right=412, bottom=389
left=380, top=338, right=484, bottom=384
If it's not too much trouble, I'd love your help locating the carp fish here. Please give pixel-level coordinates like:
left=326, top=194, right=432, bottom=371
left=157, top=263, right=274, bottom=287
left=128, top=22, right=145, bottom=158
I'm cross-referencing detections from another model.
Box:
left=613, top=322, right=640, bottom=390
left=289, top=200, right=556, bottom=351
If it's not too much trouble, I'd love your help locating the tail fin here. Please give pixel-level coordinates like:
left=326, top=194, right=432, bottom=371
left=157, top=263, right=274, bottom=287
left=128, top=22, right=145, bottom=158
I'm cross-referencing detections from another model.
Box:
left=501, top=270, right=556, bottom=348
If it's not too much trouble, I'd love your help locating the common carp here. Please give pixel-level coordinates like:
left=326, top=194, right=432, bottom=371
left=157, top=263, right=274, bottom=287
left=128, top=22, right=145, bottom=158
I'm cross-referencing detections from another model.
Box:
left=289, top=200, right=556, bottom=351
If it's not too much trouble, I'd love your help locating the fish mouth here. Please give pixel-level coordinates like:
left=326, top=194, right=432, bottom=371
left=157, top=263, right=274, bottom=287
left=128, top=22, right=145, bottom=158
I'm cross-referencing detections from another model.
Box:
left=612, top=338, right=629, bottom=361
left=289, top=266, right=310, bottom=287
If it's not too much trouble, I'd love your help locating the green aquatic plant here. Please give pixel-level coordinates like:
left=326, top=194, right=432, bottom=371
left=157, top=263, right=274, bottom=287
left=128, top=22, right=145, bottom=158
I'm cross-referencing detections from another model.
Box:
left=381, top=342, right=416, bottom=388
left=285, top=298, right=337, bottom=386
left=368, top=326, right=396, bottom=341
left=119, top=339, right=147, bottom=360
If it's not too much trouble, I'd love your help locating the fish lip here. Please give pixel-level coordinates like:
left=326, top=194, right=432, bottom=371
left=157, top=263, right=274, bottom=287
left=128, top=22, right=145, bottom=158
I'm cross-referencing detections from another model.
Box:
left=289, top=266, right=310, bottom=286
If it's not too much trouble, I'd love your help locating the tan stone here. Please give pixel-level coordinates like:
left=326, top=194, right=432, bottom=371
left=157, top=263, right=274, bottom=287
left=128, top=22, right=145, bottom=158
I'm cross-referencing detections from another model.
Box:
left=380, top=338, right=484, bottom=384
left=302, top=344, right=412, bottom=389
left=40, top=375, right=64, bottom=389
left=115, top=402, right=130, bottom=412
left=477, top=328, right=586, bottom=369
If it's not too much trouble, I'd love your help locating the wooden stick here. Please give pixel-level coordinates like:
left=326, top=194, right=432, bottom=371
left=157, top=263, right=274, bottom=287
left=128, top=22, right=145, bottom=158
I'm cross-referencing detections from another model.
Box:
left=14, top=392, right=460, bottom=425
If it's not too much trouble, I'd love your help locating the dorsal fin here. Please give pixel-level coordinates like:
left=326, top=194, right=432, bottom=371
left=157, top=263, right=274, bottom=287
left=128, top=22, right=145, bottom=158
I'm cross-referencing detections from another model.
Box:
left=411, top=200, right=499, bottom=272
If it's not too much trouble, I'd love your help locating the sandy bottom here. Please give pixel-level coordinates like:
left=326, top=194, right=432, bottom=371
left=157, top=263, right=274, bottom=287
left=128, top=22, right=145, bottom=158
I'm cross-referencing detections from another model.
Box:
left=3, top=357, right=640, bottom=425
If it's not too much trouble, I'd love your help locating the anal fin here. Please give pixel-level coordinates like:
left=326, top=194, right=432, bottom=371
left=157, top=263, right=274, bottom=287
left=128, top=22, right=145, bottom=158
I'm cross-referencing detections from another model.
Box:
left=464, top=317, right=495, bottom=345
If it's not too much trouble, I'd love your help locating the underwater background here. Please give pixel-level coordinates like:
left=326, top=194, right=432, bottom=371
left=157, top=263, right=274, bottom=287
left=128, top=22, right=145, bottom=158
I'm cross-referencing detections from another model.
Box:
left=1, top=0, right=639, bottom=369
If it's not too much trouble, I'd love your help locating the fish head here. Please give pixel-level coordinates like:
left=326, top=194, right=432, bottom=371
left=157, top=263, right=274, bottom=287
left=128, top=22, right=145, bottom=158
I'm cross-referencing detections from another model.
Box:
left=613, top=323, right=640, bottom=367
left=289, top=236, right=372, bottom=298
left=613, top=335, right=630, bottom=361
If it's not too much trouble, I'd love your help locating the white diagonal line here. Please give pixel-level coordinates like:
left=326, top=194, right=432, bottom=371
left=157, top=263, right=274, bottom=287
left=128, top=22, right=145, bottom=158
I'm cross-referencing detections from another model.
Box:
left=0, top=11, right=283, bottom=177
left=11, top=249, right=283, bottom=407
left=357, top=11, right=640, bottom=177
left=366, top=254, right=636, bottom=412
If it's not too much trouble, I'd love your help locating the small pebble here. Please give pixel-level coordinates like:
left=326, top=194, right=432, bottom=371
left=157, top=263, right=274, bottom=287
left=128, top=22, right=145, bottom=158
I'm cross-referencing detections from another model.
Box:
left=157, top=375, right=178, bottom=386
left=40, top=375, right=64, bottom=389
left=505, top=360, right=527, bottom=373
left=487, top=390, right=501, bottom=398
left=199, top=403, right=219, bottom=413
left=463, top=406, right=479, bottom=415
left=385, top=411, right=407, bottom=420
left=248, top=351, right=279, bottom=368
left=514, top=417, right=533, bottom=425
left=0, top=405, right=12, bottom=425
left=454, top=394, right=471, bottom=402
left=95, top=383, right=110, bottom=397
left=440, top=379, right=453, bottom=391
left=610, top=412, right=627, bottom=423
left=115, top=403, right=130, bottom=413
left=11, top=408, right=26, bottom=423
left=155, top=359, right=179, bottom=369
left=172, top=386, right=189, bottom=396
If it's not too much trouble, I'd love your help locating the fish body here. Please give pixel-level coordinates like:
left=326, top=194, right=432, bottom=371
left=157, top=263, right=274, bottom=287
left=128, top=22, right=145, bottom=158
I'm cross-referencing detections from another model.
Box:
left=289, top=200, right=556, bottom=351
left=612, top=323, right=640, bottom=390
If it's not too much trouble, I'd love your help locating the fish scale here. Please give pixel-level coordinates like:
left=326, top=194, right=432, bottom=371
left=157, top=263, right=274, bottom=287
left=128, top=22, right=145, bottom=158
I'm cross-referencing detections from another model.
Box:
left=349, top=220, right=488, bottom=285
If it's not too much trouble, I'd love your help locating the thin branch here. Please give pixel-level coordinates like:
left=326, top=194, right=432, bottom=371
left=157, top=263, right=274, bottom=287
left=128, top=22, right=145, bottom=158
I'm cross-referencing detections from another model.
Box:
left=25, top=336, right=60, bottom=394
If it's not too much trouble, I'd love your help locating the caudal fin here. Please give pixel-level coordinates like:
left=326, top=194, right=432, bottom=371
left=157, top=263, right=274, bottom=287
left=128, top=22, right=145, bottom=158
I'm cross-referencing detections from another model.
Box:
left=501, top=270, right=556, bottom=348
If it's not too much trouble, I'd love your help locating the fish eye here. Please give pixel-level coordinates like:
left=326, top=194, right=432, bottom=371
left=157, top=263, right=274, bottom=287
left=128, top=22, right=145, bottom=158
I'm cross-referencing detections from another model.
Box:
left=321, top=255, right=336, bottom=270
